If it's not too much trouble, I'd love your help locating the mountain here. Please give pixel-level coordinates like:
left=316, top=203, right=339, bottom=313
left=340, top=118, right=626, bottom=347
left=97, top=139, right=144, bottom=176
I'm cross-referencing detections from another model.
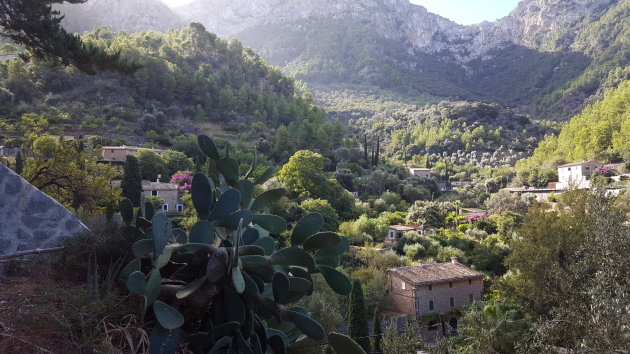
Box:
left=56, top=0, right=185, bottom=33
left=173, top=0, right=628, bottom=119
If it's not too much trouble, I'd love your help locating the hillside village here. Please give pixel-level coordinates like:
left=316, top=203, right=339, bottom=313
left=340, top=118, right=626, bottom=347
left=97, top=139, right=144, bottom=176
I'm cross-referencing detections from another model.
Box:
left=0, top=0, right=629, bottom=353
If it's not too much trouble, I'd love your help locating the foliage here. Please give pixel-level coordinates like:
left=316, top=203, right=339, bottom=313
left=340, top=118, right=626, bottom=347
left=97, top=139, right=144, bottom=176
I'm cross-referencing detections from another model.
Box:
left=380, top=320, right=422, bottom=354
left=300, top=199, right=340, bottom=232
left=455, top=300, right=529, bottom=354
left=118, top=134, right=357, bottom=353
left=136, top=150, right=167, bottom=182
left=347, top=279, right=369, bottom=352
left=351, top=267, right=389, bottom=316
left=23, top=135, right=119, bottom=215
left=485, top=190, right=532, bottom=215
left=406, top=201, right=455, bottom=228
left=121, top=155, right=142, bottom=206
left=498, top=188, right=630, bottom=351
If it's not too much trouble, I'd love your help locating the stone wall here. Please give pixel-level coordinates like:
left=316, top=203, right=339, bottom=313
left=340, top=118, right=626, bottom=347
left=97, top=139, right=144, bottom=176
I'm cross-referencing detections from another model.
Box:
left=0, top=163, right=89, bottom=255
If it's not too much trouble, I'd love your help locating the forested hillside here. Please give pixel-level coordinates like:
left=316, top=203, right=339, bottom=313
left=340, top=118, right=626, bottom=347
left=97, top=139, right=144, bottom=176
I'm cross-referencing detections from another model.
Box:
left=523, top=79, right=630, bottom=167
left=0, top=24, right=342, bottom=156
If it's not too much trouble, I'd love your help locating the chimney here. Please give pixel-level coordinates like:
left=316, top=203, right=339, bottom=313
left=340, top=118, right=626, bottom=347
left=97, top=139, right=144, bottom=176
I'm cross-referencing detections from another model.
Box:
left=156, top=174, right=161, bottom=183
left=451, top=256, right=459, bottom=265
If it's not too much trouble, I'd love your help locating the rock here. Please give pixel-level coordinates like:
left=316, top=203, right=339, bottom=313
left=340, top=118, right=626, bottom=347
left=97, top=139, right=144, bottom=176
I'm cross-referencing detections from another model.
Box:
left=0, top=164, right=90, bottom=256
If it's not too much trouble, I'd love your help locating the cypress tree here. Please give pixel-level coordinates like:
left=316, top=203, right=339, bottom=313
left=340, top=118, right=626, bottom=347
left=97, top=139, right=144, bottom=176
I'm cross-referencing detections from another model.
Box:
left=348, top=279, right=370, bottom=352
left=121, top=155, right=143, bottom=206
left=372, top=307, right=382, bottom=353
left=14, top=150, right=23, bottom=175
left=363, top=135, right=369, bottom=167
left=375, top=136, right=380, bottom=167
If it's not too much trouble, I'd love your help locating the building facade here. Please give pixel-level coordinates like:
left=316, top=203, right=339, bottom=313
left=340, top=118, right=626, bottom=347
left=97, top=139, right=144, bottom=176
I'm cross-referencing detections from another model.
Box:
left=384, top=225, right=423, bottom=248
left=142, top=182, right=184, bottom=214
left=557, top=161, right=603, bottom=189
left=101, top=146, right=166, bottom=162
left=409, top=168, right=433, bottom=179
left=386, top=257, right=484, bottom=321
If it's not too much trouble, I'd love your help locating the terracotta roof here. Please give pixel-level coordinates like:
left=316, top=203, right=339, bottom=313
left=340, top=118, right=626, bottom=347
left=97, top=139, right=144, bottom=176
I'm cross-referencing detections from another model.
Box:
left=387, top=260, right=484, bottom=286
left=558, top=161, right=601, bottom=168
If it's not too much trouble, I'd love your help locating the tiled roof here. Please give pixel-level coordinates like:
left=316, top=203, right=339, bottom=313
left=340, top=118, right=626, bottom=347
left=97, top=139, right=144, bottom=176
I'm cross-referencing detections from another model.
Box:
left=387, top=260, right=484, bottom=286
left=558, top=160, right=601, bottom=168
left=389, top=225, right=422, bottom=232
left=142, top=182, right=179, bottom=191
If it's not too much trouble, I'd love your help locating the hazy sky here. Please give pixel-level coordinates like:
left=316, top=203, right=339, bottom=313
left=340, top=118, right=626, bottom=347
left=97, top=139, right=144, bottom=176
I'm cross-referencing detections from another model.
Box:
left=161, top=0, right=521, bottom=25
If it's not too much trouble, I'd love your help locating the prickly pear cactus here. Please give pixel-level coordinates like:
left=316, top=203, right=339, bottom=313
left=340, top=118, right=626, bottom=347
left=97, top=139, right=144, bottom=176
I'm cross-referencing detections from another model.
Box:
left=120, top=135, right=355, bottom=354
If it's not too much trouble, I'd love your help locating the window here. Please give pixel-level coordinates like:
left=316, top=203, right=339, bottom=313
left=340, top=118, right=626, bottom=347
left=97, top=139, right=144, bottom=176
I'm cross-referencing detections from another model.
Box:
left=450, top=297, right=454, bottom=307
left=469, top=279, right=472, bottom=285
left=110, top=149, right=114, bottom=153
left=429, top=300, right=434, bottom=311
left=428, top=285, right=432, bottom=291
left=428, top=321, right=438, bottom=331
left=389, top=231, right=394, bottom=239
left=449, top=282, right=453, bottom=288
left=176, top=204, right=184, bottom=212
left=469, top=294, right=474, bottom=303
left=162, top=204, right=168, bottom=212
left=401, top=281, right=406, bottom=290
left=151, top=190, right=158, bottom=196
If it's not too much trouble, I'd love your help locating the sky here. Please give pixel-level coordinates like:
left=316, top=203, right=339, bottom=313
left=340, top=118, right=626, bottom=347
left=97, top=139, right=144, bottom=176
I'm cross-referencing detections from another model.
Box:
left=160, top=0, right=521, bottom=25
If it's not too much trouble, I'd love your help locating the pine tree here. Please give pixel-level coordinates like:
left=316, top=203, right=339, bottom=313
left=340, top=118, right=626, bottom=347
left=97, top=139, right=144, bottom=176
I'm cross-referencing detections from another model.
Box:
left=121, top=155, right=143, bottom=206
left=348, top=279, right=370, bottom=352
left=14, top=150, right=23, bottom=174
left=372, top=307, right=382, bottom=353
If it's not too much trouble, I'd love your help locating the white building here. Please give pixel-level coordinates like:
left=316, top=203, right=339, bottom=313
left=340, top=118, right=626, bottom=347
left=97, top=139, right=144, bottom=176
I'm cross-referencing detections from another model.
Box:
left=409, top=168, right=433, bottom=179
left=557, top=161, right=603, bottom=189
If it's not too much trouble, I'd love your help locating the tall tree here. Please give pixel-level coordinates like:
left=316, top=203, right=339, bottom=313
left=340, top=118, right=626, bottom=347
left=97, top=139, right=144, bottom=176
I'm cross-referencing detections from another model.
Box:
left=14, top=150, right=23, bottom=174
left=348, top=279, right=370, bottom=352
left=0, top=0, right=136, bottom=74
left=121, top=155, right=142, bottom=206
left=372, top=307, right=382, bottom=353
left=363, top=135, right=369, bottom=167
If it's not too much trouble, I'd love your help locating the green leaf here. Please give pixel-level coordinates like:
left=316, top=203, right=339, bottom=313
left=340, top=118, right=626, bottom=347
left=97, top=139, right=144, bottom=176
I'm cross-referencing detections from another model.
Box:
left=120, top=198, right=134, bottom=225
left=232, top=267, right=246, bottom=294
left=145, top=269, right=162, bottom=309
left=253, top=237, right=275, bottom=256
left=253, top=167, right=276, bottom=185
left=289, top=277, right=312, bottom=293
left=172, top=228, right=187, bottom=243
left=126, top=271, right=146, bottom=294
left=289, top=267, right=314, bottom=295
left=302, top=232, right=341, bottom=252
left=272, top=272, right=290, bottom=303
left=219, top=210, right=253, bottom=230
left=252, top=214, right=287, bottom=234
left=191, top=173, right=214, bottom=219
left=267, top=330, right=287, bottom=354
left=327, top=332, right=367, bottom=354
left=210, top=321, right=240, bottom=340
left=189, top=220, right=214, bottom=244
left=120, top=258, right=141, bottom=282
left=151, top=213, right=172, bottom=258
left=243, top=227, right=260, bottom=245
left=135, top=216, right=152, bottom=229
left=153, top=301, right=184, bottom=330
left=239, top=245, right=265, bottom=256
left=209, top=189, right=241, bottom=222
left=250, top=188, right=286, bottom=213
left=198, top=134, right=221, bottom=160
left=208, top=336, right=231, bottom=354
left=175, top=277, right=206, bottom=300
left=314, top=253, right=341, bottom=268
left=317, top=265, right=352, bottom=295
left=239, top=179, right=255, bottom=209
left=149, top=324, right=179, bottom=354
left=224, top=285, right=246, bottom=324
left=132, top=239, right=154, bottom=258
left=291, top=213, right=324, bottom=245
left=318, top=236, right=350, bottom=256
left=144, top=201, right=155, bottom=221
left=285, top=310, right=325, bottom=341
left=217, top=157, right=240, bottom=185
left=153, top=244, right=177, bottom=269
left=270, top=247, right=316, bottom=272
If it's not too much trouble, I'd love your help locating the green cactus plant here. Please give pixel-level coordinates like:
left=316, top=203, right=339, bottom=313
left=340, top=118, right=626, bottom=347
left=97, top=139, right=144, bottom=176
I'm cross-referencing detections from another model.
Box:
left=119, top=134, right=361, bottom=354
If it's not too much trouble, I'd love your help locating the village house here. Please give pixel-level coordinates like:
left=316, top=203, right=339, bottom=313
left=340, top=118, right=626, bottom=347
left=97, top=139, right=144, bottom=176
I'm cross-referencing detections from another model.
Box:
left=408, top=167, right=433, bottom=179
left=142, top=181, right=184, bottom=214
left=101, top=145, right=166, bottom=163
left=384, top=225, right=424, bottom=248
left=556, top=160, right=603, bottom=189
left=386, top=257, right=484, bottom=333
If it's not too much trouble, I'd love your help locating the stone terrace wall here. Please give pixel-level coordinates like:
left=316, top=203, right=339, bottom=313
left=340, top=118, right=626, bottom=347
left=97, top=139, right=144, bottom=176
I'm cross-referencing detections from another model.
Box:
left=0, top=163, right=89, bottom=255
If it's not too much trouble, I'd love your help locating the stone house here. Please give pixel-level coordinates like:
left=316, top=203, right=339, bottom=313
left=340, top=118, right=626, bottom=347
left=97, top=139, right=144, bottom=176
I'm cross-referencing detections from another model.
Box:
left=384, top=225, right=423, bottom=248
left=101, top=145, right=166, bottom=163
left=386, top=257, right=484, bottom=331
left=557, top=161, right=603, bottom=189
left=409, top=168, right=433, bottom=179
left=142, top=181, right=184, bottom=214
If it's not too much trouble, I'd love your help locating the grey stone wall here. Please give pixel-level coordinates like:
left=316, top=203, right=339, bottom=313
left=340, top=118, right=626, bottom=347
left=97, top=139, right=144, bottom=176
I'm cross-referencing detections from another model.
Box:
left=0, top=163, right=89, bottom=255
